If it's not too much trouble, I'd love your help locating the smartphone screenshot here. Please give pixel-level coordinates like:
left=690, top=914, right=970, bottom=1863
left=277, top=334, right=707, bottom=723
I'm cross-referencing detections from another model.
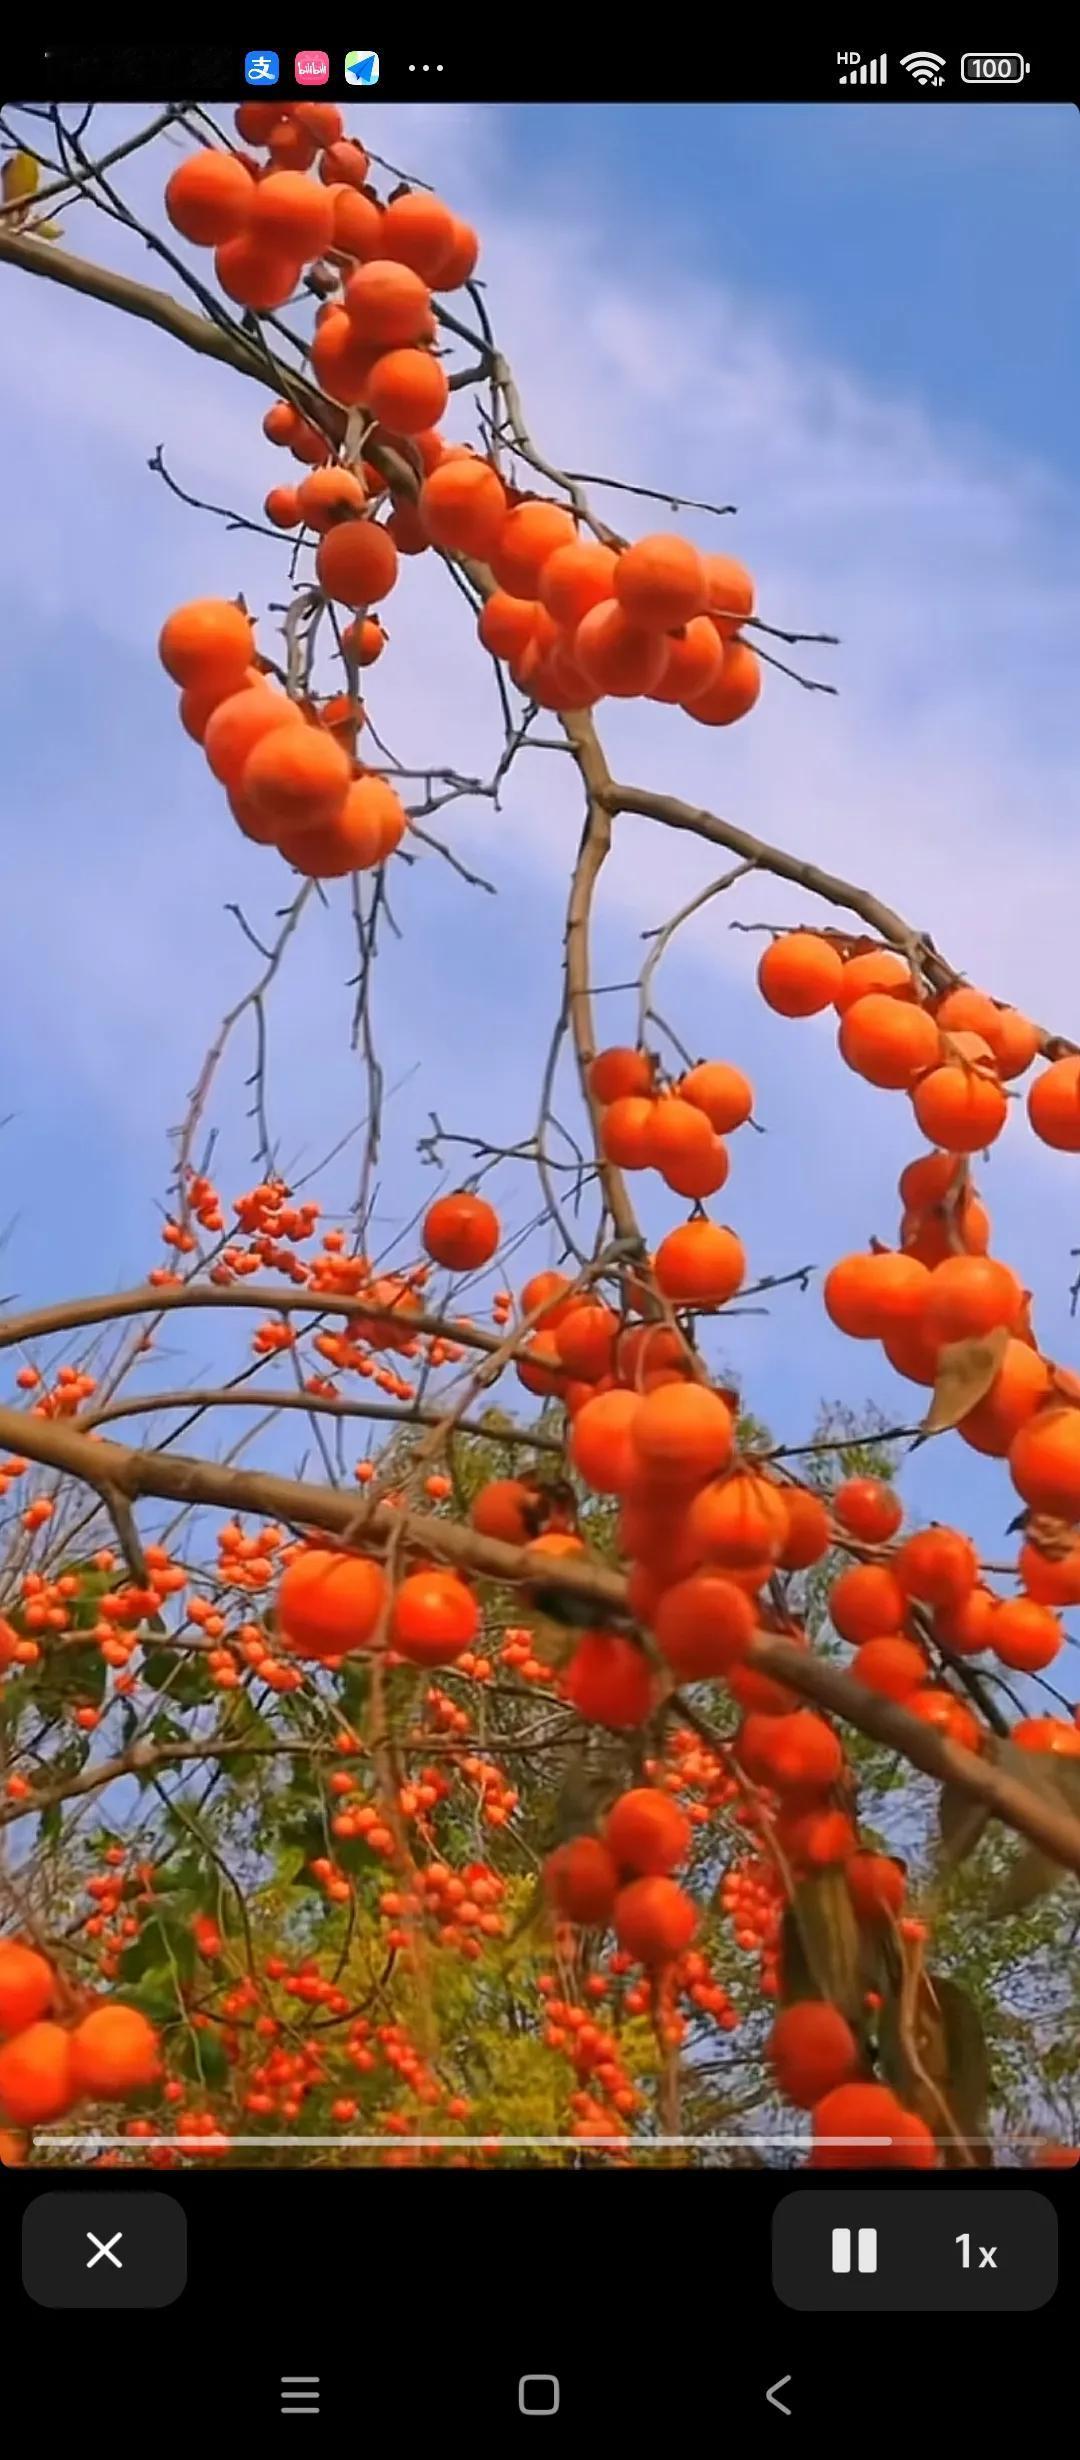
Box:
left=0, top=40, right=1075, bottom=2433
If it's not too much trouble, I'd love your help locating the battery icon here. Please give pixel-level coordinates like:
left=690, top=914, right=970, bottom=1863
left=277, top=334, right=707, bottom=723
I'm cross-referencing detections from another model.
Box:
left=960, top=53, right=1029, bottom=83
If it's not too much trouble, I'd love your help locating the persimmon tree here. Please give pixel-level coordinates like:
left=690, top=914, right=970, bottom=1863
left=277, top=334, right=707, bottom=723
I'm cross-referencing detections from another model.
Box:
left=0, top=98, right=1079, bottom=2171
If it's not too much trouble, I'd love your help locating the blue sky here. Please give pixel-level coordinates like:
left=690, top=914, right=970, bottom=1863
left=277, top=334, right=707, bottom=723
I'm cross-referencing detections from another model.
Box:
left=1, top=99, right=1079, bottom=1709
left=519, top=106, right=1080, bottom=477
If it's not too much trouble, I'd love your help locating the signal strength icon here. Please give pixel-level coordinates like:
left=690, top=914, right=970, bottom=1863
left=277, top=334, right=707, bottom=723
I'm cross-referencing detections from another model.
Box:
left=837, top=53, right=887, bottom=84
left=901, top=50, right=946, bottom=84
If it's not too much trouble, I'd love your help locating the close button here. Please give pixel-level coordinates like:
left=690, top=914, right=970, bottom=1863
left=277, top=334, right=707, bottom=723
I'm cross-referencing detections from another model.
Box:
left=22, top=2191, right=187, bottom=2309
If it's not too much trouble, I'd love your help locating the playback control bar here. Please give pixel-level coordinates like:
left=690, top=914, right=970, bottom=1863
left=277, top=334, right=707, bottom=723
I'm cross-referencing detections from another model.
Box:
left=773, top=2188, right=1058, bottom=2312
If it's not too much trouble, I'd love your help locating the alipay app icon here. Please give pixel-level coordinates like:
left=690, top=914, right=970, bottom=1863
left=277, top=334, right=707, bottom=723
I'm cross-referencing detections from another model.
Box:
left=244, top=51, right=279, bottom=85
left=345, top=52, right=379, bottom=85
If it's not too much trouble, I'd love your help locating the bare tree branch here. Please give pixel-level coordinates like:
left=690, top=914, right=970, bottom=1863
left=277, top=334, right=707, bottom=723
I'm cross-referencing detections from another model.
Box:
left=2, top=1399, right=1079, bottom=1876
left=602, top=780, right=1079, bottom=1056
left=0, top=1277, right=506, bottom=1362
left=78, top=1382, right=563, bottom=1452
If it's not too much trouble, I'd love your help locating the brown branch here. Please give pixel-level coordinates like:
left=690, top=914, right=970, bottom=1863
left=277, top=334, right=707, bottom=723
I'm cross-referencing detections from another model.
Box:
left=175, top=886, right=313, bottom=1214
left=3, top=1399, right=1080, bottom=1876
left=0, top=225, right=289, bottom=387
left=0, top=1278, right=505, bottom=1362
left=0, top=1734, right=328, bottom=1828
left=639, top=862, right=758, bottom=1045
left=559, top=720, right=717, bottom=1379
left=339, top=1236, right=639, bottom=1544
left=712, top=1644, right=1080, bottom=1862
left=558, top=467, right=738, bottom=521
left=561, top=713, right=648, bottom=1250
left=78, top=1383, right=564, bottom=1451
left=485, top=368, right=621, bottom=548
left=0, top=105, right=182, bottom=221
left=97, top=1482, right=150, bottom=1586
left=602, top=780, right=1078, bottom=1058
left=0, top=1399, right=625, bottom=1600
left=0, top=228, right=421, bottom=502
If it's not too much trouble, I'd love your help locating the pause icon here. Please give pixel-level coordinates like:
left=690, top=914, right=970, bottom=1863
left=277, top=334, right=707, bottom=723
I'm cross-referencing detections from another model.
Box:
left=832, top=2226, right=878, bottom=2273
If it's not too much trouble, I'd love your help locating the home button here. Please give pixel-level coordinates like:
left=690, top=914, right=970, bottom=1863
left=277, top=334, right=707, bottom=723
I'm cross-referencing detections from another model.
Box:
left=518, top=2374, right=560, bottom=2416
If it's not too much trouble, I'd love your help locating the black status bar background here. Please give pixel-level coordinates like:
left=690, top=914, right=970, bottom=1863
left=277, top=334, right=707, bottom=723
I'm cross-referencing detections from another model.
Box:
left=0, top=43, right=1075, bottom=105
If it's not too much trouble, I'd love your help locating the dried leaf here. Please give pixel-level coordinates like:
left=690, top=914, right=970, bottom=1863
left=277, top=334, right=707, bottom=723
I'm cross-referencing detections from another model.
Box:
left=933, top=1977, right=990, bottom=2144
left=878, top=1957, right=946, bottom=2108
left=501, top=1875, right=548, bottom=1957
left=1010, top=1289, right=1038, bottom=1347
left=858, top=1918, right=901, bottom=2013
left=527, top=1594, right=596, bottom=1644
left=2, top=149, right=40, bottom=204
left=520, top=1607, right=581, bottom=1664
left=550, top=1751, right=621, bottom=1843
left=940, top=1741, right=1080, bottom=1897
left=994, top=1737, right=1080, bottom=1816
left=781, top=1866, right=864, bottom=2021
left=30, top=218, right=64, bottom=242
left=875, top=1952, right=987, bottom=2162
left=1050, top=1365, right=1080, bottom=1408
left=938, top=1781, right=990, bottom=1868
left=1024, top=1513, right=1080, bottom=1558
left=982, top=1741, right=1080, bottom=1914
left=988, top=1847, right=1064, bottom=1918
left=343, top=407, right=369, bottom=464
left=918, top=1325, right=1011, bottom=1436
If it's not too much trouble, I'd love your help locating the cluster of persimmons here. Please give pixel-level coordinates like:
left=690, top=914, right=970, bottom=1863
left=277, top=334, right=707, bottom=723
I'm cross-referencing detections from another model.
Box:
left=156, top=99, right=762, bottom=879
left=0, top=1936, right=159, bottom=2144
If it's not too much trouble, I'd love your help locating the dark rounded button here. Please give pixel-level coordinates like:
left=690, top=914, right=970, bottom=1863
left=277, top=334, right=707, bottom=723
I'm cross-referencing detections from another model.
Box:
left=772, top=2187, right=1057, bottom=2312
left=22, top=2191, right=187, bottom=2308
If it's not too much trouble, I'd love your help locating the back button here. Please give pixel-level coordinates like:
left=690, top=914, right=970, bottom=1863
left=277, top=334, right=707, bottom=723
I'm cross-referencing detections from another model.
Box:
left=22, top=2192, right=187, bottom=2308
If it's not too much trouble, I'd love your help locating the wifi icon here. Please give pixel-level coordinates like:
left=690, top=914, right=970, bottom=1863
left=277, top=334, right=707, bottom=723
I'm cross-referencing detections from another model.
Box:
left=901, top=50, right=946, bottom=84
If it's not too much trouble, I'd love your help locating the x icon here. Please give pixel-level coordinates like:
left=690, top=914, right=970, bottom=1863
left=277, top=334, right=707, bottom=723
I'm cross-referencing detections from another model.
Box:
left=86, top=2230, right=123, bottom=2271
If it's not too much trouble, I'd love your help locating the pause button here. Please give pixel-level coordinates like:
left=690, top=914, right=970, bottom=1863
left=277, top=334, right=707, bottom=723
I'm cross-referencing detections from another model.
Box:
left=832, top=2226, right=878, bottom=2274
